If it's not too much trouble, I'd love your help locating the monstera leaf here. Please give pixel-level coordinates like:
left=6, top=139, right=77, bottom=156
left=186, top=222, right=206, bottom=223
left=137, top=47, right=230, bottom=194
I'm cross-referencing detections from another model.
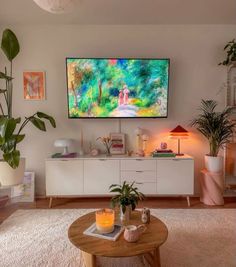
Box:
left=1, top=29, right=20, bottom=61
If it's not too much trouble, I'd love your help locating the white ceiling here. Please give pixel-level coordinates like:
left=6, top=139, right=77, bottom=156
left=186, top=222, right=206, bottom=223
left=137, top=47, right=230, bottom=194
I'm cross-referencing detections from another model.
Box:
left=0, top=0, right=236, bottom=25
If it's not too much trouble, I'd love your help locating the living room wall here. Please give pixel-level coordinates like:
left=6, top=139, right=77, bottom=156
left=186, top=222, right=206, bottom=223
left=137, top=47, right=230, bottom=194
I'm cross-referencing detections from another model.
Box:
left=0, top=24, right=235, bottom=196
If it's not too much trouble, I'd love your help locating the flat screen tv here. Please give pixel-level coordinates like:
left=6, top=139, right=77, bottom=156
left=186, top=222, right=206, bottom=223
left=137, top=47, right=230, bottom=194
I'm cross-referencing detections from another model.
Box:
left=66, top=58, right=170, bottom=118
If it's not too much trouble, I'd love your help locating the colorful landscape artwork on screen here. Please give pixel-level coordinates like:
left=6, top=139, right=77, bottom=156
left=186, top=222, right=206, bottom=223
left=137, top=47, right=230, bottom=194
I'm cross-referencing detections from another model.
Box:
left=67, top=58, right=169, bottom=118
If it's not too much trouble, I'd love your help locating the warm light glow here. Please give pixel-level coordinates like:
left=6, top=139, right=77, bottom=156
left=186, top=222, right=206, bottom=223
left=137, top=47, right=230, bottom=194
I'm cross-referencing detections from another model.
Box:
left=96, top=209, right=115, bottom=234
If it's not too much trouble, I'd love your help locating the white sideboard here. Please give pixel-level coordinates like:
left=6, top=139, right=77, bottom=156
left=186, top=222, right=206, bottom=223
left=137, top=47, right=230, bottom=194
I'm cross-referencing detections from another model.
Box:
left=45, top=155, right=194, bottom=207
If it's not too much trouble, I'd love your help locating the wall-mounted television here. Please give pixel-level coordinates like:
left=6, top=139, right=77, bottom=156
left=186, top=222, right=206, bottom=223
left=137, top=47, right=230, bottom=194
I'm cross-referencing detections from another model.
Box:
left=66, top=58, right=170, bottom=118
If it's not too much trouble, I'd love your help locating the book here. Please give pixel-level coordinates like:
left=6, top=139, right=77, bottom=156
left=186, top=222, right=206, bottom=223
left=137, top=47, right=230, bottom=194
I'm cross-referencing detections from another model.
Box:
left=51, top=152, right=78, bottom=158
left=83, top=223, right=124, bottom=241
left=153, top=149, right=173, bottom=153
left=152, top=153, right=176, bottom=157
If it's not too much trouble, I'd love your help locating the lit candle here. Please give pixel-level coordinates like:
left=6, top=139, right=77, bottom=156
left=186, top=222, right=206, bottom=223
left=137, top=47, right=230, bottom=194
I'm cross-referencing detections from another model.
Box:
left=96, top=209, right=115, bottom=234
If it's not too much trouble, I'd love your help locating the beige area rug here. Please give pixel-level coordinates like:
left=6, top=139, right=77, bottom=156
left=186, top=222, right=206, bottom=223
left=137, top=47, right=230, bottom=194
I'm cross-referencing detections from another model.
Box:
left=0, top=209, right=235, bottom=267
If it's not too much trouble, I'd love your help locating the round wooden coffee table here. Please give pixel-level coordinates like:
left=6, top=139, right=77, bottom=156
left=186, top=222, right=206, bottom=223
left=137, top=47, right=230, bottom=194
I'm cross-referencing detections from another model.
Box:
left=68, top=211, right=168, bottom=267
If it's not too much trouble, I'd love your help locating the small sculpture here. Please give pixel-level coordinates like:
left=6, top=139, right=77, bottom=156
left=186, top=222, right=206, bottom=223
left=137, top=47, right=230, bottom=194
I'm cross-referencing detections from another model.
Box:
left=136, top=149, right=145, bottom=157
left=127, top=150, right=133, bottom=157
left=141, top=208, right=151, bottom=224
left=160, top=142, right=167, bottom=150
left=90, top=148, right=99, bottom=157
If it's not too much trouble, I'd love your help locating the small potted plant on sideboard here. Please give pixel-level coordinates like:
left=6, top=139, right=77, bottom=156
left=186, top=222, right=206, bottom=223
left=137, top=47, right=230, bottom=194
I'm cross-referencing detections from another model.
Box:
left=218, top=39, right=236, bottom=66
left=191, top=99, right=236, bottom=172
left=0, top=29, right=56, bottom=186
left=109, top=181, right=145, bottom=221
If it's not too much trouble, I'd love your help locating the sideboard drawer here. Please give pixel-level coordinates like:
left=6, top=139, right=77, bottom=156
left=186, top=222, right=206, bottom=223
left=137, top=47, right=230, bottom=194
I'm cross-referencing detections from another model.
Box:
left=121, top=171, right=156, bottom=183
left=136, top=183, right=157, bottom=194
left=120, top=159, right=156, bottom=171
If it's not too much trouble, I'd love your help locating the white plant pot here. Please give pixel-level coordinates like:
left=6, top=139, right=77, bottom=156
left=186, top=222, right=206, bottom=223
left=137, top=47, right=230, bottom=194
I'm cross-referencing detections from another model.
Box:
left=204, top=155, right=223, bottom=173
left=0, top=158, right=25, bottom=186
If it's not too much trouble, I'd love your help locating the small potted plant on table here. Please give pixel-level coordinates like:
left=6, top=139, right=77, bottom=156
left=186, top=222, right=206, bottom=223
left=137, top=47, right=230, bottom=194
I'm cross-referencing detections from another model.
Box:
left=109, top=181, right=145, bottom=221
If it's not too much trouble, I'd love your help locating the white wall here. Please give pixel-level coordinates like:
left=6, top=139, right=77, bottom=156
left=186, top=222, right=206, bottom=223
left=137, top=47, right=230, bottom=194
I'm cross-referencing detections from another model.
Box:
left=0, top=24, right=235, bottom=196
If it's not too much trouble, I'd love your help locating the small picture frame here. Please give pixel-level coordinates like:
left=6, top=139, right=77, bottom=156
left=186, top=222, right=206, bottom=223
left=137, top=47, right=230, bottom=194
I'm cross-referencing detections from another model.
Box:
left=110, top=133, right=125, bottom=154
left=23, top=71, right=45, bottom=100
left=19, top=172, right=35, bottom=202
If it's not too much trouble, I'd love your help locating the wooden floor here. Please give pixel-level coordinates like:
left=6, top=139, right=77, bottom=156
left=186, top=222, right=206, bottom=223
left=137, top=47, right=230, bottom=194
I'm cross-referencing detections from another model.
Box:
left=1, top=196, right=236, bottom=224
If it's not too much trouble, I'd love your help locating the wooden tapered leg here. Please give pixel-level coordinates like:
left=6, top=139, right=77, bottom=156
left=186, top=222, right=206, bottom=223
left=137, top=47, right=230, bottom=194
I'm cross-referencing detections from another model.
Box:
left=49, top=197, right=53, bottom=208
left=187, top=196, right=191, bottom=207
left=143, top=252, right=154, bottom=266
left=144, top=248, right=161, bottom=267
left=153, top=247, right=161, bottom=267
left=81, top=251, right=96, bottom=267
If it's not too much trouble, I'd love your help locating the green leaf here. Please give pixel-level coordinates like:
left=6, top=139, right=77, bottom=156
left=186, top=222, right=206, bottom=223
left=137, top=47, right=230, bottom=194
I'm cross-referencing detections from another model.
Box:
left=3, top=150, right=20, bottom=169
left=0, top=135, right=4, bottom=145
left=15, top=117, right=21, bottom=124
left=0, top=89, right=7, bottom=93
left=5, top=118, right=17, bottom=139
left=0, top=71, right=12, bottom=81
left=36, top=112, right=56, bottom=128
left=14, top=134, right=25, bottom=144
left=1, top=29, right=20, bottom=61
left=0, top=118, right=16, bottom=139
left=29, top=117, right=46, bottom=131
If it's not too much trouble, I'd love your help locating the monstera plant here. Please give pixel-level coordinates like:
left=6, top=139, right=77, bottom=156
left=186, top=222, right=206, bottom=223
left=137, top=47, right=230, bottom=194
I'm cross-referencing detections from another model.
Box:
left=0, top=29, right=56, bottom=186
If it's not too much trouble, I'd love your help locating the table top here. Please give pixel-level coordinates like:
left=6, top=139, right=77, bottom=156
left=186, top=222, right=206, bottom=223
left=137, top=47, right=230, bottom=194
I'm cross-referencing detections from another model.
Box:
left=68, top=210, right=168, bottom=257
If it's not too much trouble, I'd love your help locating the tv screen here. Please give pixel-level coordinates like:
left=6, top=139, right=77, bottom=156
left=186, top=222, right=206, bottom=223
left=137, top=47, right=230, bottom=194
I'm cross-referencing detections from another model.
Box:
left=66, top=58, right=169, bottom=118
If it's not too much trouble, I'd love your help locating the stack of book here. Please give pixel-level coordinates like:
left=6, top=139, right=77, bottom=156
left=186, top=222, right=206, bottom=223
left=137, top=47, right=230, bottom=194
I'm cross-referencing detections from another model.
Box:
left=152, top=149, right=176, bottom=157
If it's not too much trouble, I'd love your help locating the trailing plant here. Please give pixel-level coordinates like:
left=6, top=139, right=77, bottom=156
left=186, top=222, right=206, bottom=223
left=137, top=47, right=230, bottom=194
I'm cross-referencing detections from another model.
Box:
left=0, top=29, right=56, bottom=168
left=109, top=181, right=145, bottom=213
left=190, top=99, right=236, bottom=157
left=219, top=39, right=236, bottom=66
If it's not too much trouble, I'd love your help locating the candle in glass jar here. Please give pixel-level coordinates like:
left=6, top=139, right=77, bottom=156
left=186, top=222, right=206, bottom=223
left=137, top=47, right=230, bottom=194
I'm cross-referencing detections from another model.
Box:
left=96, top=209, right=115, bottom=234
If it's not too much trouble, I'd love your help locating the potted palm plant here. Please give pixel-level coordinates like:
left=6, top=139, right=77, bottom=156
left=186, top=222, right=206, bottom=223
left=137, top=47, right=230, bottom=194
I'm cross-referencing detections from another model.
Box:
left=191, top=99, right=236, bottom=172
left=0, top=29, right=56, bottom=186
left=109, top=181, right=145, bottom=221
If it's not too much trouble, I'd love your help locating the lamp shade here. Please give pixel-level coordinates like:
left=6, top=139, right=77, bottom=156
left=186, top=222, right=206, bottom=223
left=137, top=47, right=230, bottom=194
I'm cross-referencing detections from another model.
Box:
left=170, top=125, right=188, bottom=138
left=33, top=0, right=78, bottom=14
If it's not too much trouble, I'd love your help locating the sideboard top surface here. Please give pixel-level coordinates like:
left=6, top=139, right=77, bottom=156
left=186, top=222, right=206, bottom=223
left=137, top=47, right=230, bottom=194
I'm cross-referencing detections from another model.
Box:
left=46, top=154, right=193, bottom=161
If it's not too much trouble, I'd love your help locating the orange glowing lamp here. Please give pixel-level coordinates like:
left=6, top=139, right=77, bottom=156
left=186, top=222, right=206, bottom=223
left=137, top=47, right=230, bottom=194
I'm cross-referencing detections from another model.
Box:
left=170, top=125, right=188, bottom=156
left=96, top=209, right=115, bottom=234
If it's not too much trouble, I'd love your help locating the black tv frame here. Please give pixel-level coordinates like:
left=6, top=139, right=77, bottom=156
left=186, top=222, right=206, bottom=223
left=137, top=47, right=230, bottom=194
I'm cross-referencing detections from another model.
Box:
left=66, top=57, right=170, bottom=119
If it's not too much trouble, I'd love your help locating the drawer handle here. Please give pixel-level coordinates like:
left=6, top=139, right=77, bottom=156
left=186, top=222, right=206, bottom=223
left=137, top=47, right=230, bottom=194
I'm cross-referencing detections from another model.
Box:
left=136, top=159, right=143, bottom=161
left=136, top=171, right=143, bottom=173
left=99, top=159, right=107, bottom=161
left=172, top=159, right=180, bottom=161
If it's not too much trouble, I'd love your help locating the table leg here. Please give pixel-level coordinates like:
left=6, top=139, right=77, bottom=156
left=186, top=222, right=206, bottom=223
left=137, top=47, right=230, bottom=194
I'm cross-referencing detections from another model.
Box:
left=143, top=248, right=161, bottom=267
left=82, top=251, right=96, bottom=267
left=186, top=196, right=191, bottom=207
left=49, top=197, right=53, bottom=208
left=153, top=247, right=161, bottom=267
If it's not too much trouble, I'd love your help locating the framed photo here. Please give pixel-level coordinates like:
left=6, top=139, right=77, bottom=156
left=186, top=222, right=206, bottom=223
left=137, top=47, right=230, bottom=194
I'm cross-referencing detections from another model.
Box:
left=23, top=71, right=45, bottom=100
left=110, top=133, right=125, bottom=154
